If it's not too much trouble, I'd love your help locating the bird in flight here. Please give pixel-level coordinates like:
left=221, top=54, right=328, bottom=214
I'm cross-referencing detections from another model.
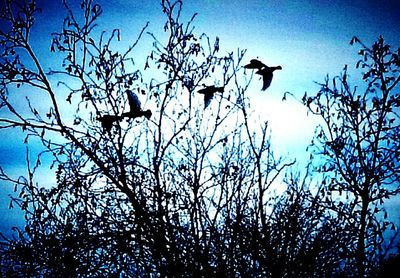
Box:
left=122, top=90, right=152, bottom=119
left=197, top=85, right=224, bottom=109
left=98, top=89, right=152, bottom=132
left=244, top=59, right=282, bottom=91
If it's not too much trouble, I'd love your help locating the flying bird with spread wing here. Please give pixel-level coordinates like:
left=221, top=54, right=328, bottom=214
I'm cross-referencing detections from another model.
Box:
left=122, top=89, right=152, bottom=119
left=197, top=85, right=224, bottom=109
left=244, top=59, right=282, bottom=91
left=98, top=89, right=152, bottom=132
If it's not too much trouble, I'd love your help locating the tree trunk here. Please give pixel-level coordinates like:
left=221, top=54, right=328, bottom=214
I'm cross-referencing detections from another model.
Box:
left=356, top=197, right=368, bottom=277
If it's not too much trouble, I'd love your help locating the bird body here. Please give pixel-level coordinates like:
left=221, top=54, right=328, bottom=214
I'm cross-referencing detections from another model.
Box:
left=122, top=110, right=152, bottom=119
left=197, top=85, right=224, bottom=109
left=244, top=59, right=266, bottom=70
left=244, top=59, right=282, bottom=91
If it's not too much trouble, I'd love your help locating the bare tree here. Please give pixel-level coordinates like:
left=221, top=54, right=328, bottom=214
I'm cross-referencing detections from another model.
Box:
left=5, top=0, right=395, bottom=276
left=0, top=0, right=298, bottom=276
left=303, top=36, right=400, bottom=276
left=264, top=170, right=352, bottom=277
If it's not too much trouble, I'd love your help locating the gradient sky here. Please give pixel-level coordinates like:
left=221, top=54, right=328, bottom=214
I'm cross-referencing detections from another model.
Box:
left=1, top=0, right=399, bottom=235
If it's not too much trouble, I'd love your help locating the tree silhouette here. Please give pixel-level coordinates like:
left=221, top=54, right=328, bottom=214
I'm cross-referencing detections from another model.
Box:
left=1, top=0, right=399, bottom=276
left=0, top=0, right=295, bottom=276
left=303, top=35, right=400, bottom=275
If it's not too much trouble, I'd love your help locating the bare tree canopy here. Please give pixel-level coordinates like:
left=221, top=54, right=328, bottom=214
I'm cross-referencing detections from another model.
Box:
left=0, top=0, right=399, bottom=276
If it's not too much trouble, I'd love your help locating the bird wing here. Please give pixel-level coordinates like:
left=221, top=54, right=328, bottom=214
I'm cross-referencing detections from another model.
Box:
left=204, top=93, right=213, bottom=109
left=198, top=86, right=224, bottom=108
left=126, top=90, right=142, bottom=112
left=198, top=86, right=224, bottom=95
left=198, top=87, right=213, bottom=108
left=256, top=69, right=273, bottom=91
left=261, top=74, right=273, bottom=91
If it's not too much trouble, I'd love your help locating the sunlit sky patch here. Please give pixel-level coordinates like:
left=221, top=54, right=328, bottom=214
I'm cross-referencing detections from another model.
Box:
left=1, top=0, right=399, bottom=234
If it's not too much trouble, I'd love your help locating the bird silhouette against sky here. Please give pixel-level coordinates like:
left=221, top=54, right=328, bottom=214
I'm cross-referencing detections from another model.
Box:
left=244, top=59, right=282, bottom=91
left=98, top=89, right=152, bottom=131
left=122, top=90, right=152, bottom=119
left=197, top=85, right=224, bottom=109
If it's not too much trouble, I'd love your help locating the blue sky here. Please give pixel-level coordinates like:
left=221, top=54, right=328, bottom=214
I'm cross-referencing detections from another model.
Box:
left=1, top=0, right=399, bottom=235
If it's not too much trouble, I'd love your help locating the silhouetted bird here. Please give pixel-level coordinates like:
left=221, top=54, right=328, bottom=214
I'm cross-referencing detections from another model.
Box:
left=97, top=90, right=151, bottom=132
left=197, top=85, right=224, bottom=109
left=244, top=59, right=282, bottom=91
left=98, top=114, right=123, bottom=132
left=122, top=90, right=152, bottom=119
